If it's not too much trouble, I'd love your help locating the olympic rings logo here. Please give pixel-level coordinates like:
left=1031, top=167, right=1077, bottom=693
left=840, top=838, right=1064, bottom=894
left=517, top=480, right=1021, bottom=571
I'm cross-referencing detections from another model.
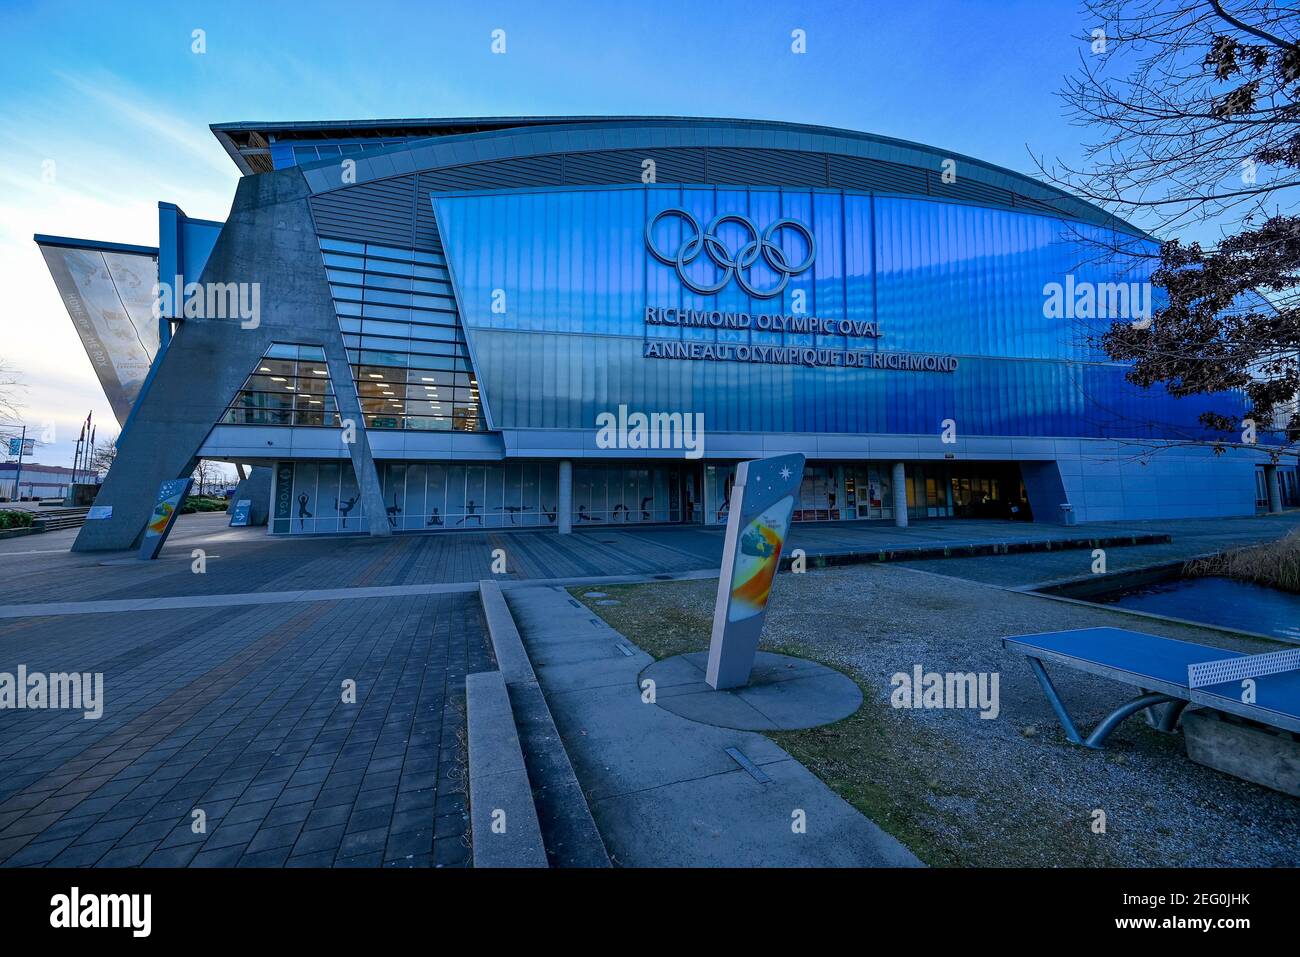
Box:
left=644, top=208, right=816, bottom=299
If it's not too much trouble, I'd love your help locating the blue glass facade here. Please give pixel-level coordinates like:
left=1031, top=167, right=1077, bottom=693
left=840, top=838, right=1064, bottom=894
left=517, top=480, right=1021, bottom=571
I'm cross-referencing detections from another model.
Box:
left=434, top=185, right=1238, bottom=439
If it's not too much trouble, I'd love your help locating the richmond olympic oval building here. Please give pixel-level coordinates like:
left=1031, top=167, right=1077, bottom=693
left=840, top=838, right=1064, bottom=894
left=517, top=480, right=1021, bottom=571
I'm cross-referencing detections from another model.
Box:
left=38, top=116, right=1293, bottom=549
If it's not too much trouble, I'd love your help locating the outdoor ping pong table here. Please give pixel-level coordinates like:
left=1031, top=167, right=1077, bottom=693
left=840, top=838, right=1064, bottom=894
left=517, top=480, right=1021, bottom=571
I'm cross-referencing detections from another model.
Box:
left=1002, top=627, right=1300, bottom=749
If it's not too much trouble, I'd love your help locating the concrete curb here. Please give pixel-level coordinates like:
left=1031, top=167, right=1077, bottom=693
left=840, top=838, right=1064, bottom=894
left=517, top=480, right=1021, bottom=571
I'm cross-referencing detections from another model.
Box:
left=479, top=580, right=611, bottom=867
left=780, top=531, right=1172, bottom=570
left=480, top=578, right=537, bottom=685
left=890, top=561, right=1297, bottom=647
left=465, top=670, right=549, bottom=868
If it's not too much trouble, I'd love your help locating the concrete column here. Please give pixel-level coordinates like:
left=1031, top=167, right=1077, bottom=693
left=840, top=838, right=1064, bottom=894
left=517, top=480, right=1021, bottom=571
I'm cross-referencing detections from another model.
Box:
left=324, top=350, right=390, bottom=537
left=558, top=460, right=573, bottom=534
left=1265, top=464, right=1283, bottom=513
left=892, top=462, right=908, bottom=528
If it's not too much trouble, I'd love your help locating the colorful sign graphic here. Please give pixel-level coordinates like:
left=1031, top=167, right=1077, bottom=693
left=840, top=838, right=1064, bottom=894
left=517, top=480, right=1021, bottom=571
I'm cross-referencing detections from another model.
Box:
left=705, top=453, right=804, bottom=689
left=229, top=499, right=252, bottom=527
left=139, top=477, right=192, bottom=560
left=727, top=497, right=795, bottom=622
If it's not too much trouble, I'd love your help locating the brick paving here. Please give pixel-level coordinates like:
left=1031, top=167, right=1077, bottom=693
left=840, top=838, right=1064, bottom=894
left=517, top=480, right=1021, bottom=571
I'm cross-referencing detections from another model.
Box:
left=2, top=511, right=1297, bottom=609
left=0, top=592, right=491, bottom=867
left=0, top=509, right=1294, bottom=867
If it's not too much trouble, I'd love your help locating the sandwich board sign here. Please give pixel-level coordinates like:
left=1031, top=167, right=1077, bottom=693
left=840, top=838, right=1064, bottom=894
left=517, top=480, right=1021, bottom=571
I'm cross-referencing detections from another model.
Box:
left=139, top=477, right=192, bottom=560
left=705, top=452, right=805, bottom=689
left=229, top=499, right=252, bottom=527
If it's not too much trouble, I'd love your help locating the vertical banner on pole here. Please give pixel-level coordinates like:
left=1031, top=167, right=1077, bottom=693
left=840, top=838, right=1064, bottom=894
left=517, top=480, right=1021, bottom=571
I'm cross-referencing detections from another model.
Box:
left=705, top=453, right=805, bottom=690
left=139, top=478, right=193, bottom=560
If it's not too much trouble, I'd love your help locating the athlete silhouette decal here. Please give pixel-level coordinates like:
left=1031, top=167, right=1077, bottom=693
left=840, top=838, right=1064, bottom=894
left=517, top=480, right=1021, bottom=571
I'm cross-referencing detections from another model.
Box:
left=498, top=504, right=532, bottom=525
left=336, top=494, right=359, bottom=528
left=457, top=500, right=483, bottom=526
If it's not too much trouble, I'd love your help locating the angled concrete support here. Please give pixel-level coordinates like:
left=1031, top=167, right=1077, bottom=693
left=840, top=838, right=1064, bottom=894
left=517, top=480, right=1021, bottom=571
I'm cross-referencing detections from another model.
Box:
left=325, top=351, right=389, bottom=537
left=229, top=466, right=272, bottom=526
left=892, top=461, right=908, bottom=528
left=1265, top=463, right=1283, bottom=513
left=73, top=166, right=375, bottom=550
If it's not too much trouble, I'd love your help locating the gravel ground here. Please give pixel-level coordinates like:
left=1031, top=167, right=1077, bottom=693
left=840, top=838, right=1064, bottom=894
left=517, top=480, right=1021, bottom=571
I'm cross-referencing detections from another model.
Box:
left=575, top=561, right=1300, bottom=867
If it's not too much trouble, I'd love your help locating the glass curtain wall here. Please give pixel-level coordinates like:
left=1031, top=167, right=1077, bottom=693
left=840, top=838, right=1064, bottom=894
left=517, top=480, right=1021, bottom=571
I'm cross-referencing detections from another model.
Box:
left=223, top=343, right=340, bottom=427
left=276, top=461, right=361, bottom=534
left=319, top=238, right=484, bottom=432
left=347, top=461, right=694, bottom=531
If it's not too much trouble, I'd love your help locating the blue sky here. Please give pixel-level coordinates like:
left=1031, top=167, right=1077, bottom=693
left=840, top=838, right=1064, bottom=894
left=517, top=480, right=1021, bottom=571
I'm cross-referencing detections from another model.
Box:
left=0, top=0, right=1108, bottom=469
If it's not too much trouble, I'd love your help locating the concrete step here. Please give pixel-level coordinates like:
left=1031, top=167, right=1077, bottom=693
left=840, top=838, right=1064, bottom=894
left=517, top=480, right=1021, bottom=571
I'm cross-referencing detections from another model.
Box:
left=464, top=671, right=549, bottom=868
left=502, top=584, right=923, bottom=867
left=475, top=580, right=610, bottom=868
left=32, top=506, right=90, bottom=532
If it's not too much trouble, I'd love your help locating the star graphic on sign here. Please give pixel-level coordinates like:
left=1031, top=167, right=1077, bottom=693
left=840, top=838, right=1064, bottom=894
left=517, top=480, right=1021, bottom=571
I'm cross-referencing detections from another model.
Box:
left=779, top=466, right=792, bottom=480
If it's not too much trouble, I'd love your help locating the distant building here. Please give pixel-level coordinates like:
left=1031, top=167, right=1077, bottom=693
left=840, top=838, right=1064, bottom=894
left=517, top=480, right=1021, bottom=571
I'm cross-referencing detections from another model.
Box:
left=0, top=463, right=78, bottom=500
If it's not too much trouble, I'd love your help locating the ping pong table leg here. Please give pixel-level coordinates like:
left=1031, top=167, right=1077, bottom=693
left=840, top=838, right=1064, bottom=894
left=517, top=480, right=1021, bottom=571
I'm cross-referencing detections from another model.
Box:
left=1159, top=696, right=1190, bottom=733
left=1083, top=693, right=1178, bottom=749
left=1025, top=657, right=1084, bottom=745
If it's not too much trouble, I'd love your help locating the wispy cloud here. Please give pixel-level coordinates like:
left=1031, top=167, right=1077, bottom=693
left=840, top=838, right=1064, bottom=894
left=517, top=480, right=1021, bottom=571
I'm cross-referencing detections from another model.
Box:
left=0, top=70, right=237, bottom=469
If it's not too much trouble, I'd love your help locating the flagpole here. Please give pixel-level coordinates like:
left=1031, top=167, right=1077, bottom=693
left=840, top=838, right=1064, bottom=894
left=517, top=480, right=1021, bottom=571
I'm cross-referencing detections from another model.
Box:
left=12, top=426, right=26, bottom=501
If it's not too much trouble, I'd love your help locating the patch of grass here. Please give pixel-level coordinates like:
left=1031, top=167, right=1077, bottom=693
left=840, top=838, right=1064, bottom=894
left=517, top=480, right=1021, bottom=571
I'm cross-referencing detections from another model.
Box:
left=570, top=582, right=973, bottom=865
left=570, top=579, right=1129, bottom=867
left=571, top=582, right=713, bottom=660
left=1185, top=528, right=1300, bottom=593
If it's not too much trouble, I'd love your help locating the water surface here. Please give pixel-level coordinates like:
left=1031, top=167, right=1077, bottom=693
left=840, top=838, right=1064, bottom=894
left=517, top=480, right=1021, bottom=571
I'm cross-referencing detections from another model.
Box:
left=1095, top=575, right=1300, bottom=642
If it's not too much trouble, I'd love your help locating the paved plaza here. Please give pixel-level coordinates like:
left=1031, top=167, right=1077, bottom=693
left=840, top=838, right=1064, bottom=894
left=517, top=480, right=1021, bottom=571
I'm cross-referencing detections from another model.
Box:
left=0, top=567, right=490, bottom=866
left=1, top=511, right=1297, bottom=616
left=0, top=510, right=1296, bottom=867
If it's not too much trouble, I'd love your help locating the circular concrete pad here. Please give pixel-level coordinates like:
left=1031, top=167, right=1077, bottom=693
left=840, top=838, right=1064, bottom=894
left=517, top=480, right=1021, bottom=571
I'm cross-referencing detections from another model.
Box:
left=639, top=651, right=862, bottom=731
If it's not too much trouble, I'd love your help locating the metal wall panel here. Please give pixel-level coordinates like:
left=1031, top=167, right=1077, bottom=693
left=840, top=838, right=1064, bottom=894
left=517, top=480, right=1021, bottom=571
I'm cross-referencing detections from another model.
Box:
left=311, top=147, right=1063, bottom=256
left=310, top=175, right=418, bottom=247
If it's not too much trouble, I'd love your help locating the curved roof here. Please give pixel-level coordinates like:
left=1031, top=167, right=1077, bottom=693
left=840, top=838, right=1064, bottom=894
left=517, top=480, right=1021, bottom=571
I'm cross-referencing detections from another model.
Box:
left=212, top=115, right=1140, bottom=233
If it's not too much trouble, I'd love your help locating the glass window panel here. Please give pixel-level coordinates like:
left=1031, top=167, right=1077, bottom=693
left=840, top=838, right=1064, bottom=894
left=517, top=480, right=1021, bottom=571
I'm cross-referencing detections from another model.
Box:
left=365, top=243, right=416, bottom=262
left=404, top=465, right=427, bottom=530
left=320, top=238, right=365, bottom=254
left=383, top=465, right=406, bottom=530
left=405, top=415, right=452, bottom=431
left=484, top=466, right=505, bottom=528
left=446, top=466, right=467, bottom=521
left=426, top=465, right=446, bottom=527
left=292, top=464, right=318, bottom=534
